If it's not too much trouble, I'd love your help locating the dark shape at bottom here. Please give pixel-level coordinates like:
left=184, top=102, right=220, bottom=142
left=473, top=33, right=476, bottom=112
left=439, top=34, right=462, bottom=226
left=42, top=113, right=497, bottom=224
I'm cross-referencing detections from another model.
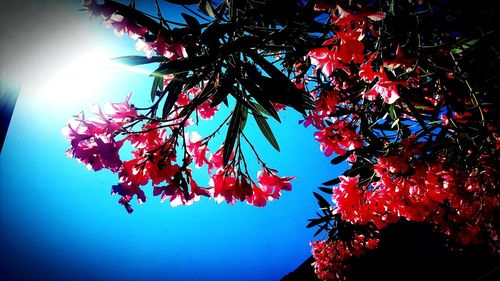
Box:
left=282, top=221, right=500, bottom=281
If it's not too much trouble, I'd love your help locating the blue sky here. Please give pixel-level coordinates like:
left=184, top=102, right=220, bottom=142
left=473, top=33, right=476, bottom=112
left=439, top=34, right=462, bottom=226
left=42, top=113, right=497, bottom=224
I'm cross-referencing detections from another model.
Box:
left=0, top=1, right=342, bottom=280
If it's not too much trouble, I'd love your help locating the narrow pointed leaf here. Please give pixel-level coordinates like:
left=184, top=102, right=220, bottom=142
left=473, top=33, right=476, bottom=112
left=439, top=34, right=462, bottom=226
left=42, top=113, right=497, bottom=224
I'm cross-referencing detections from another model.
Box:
left=318, top=187, right=333, bottom=194
left=112, top=56, right=165, bottom=66
left=330, top=150, right=354, bottom=164
left=223, top=102, right=243, bottom=165
left=322, top=178, right=341, bottom=186
left=151, top=76, right=163, bottom=102
left=253, top=113, right=280, bottom=151
left=162, top=74, right=186, bottom=119
left=313, top=192, right=331, bottom=209
left=181, top=13, right=200, bottom=30
left=198, top=0, right=217, bottom=18
left=151, top=56, right=210, bottom=77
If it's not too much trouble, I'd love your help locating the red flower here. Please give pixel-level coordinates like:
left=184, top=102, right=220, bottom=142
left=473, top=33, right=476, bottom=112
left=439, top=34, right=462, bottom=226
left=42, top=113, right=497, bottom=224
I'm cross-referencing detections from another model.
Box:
left=257, top=168, right=295, bottom=200
left=314, top=120, right=363, bottom=156
left=309, top=46, right=350, bottom=77
left=332, top=176, right=364, bottom=224
left=197, top=100, right=218, bottom=120
left=135, top=33, right=187, bottom=59
left=364, top=79, right=401, bottom=104
left=186, top=132, right=210, bottom=168
left=210, top=168, right=238, bottom=204
left=104, top=93, right=138, bottom=122
left=103, top=13, right=148, bottom=40
left=208, top=146, right=224, bottom=174
left=119, top=157, right=149, bottom=187
left=111, top=182, right=147, bottom=213
left=246, top=183, right=269, bottom=207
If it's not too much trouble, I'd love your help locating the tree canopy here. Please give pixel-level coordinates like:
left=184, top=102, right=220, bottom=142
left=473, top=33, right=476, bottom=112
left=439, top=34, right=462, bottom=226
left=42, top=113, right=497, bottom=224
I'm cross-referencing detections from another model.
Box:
left=64, top=1, right=499, bottom=280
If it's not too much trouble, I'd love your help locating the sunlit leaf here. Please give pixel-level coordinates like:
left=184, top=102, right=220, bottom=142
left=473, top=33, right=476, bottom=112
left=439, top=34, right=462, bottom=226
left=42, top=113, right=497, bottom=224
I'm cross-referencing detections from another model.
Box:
left=223, top=101, right=243, bottom=165
left=112, top=56, right=165, bottom=66
left=253, top=113, right=280, bottom=151
left=151, top=76, right=164, bottom=102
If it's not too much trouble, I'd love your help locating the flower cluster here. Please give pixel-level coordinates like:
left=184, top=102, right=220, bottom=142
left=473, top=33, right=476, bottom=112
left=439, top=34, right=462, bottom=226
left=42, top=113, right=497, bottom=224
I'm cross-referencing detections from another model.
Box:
left=311, top=233, right=379, bottom=281
left=69, top=1, right=498, bottom=280
left=304, top=1, right=499, bottom=280
left=83, top=0, right=187, bottom=60
left=63, top=92, right=295, bottom=212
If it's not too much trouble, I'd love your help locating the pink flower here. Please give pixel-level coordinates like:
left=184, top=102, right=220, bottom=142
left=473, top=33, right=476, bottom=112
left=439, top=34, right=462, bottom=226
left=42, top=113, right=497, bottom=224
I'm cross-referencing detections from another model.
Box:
left=104, top=93, right=138, bottom=121
left=111, top=182, right=147, bottom=213
left=364, top=79, right=401, bottom=104
left=308, top=46, right=349, bottom=77
left=246, top=184, right=269, bottom=207
left=197, top=99, right=218, bottom=120
left=257, top=168, right=295, bottom=200
left=186, top=132, right=210, bottom=168
left=62, top=112, right=124, bottom=172
left=209, top=168, right=238, bottom=204
left=103, top=13, right=148, bottom=40
left=208, top=146, right=224, bottom=173
left=314, top=120, right=363, bottom=157
left=136, top=33, right=187, bottom=60
left=155, top=184, right=195, bottom=207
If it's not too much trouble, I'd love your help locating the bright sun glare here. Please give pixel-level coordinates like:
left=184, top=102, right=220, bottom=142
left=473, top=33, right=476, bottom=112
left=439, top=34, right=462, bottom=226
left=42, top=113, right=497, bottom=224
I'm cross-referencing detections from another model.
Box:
left=23, top=48, right=151, bottom=111
left=37, top=49, right=111, bottom=107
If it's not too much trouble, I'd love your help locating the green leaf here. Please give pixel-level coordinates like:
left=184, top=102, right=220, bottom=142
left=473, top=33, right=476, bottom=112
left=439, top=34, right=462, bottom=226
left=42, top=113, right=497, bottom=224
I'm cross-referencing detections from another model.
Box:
left=246, top=51, right=314, bottom=114
left=253, top=113, right=280, bottom=151
left=198, top=0, right=217, bottom=18
left=306, top=215, right=330, bottom=228
left=313, top=192, right=331, bottom=209
left=389, top=104, right=396, bottom=120
left=318, top=187, right=333, bottom=194
left=162, top=74, right=186, bottom=119
left=150, top=76, right=163, bottom=102
left=313, top=224, right=328, bottom=236
left=112, top=56, right=165, bottom=66
left=462, top=38, right=479, bottom=49
left=210, top=73, right=231, bottom=108
left=391, top=118, right=400, bottom=129
left=151, top=56, right=210, bottom=77
left=211, top=88, right=230, bottom=108
left=223, top=102, right=243, bottom=165
left=322, top=178, right=340, bottom=186
left=240, top=106, right=248, bottom=131
left=330, top=150, right=353, bottom=164
left=235, top=75, right=280, bottom=122
left=181, top=13, right=200, bottom=30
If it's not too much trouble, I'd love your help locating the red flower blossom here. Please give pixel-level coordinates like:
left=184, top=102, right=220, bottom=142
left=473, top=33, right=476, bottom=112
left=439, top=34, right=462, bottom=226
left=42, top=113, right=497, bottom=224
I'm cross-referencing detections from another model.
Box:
left=208, top=146, right=224, bottom=174
left=364, top=79, right=402, bottom=104
left=210, top=168, right=238, bottom=204
left=314, top=120, right=363, bottom=156
left=104, top=93, right=138, bottom=121
left=246, top=183, right=269, bottom=207
left=102, top=13, right=148, bottom=40
left=257, top=168, right=295, bottom=200
left=197, top=100, right=219, bottom=120
left=186, top=131, right=210, bottom=168
left=136, top=33, right=187, bottom=60
left=309, top=46, right=350, bottom=77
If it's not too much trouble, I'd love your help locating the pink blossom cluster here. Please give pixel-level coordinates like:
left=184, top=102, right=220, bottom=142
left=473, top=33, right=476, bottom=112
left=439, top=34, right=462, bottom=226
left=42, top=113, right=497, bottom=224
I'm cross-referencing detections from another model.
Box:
left=311, top=234, right=379, bottom=281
